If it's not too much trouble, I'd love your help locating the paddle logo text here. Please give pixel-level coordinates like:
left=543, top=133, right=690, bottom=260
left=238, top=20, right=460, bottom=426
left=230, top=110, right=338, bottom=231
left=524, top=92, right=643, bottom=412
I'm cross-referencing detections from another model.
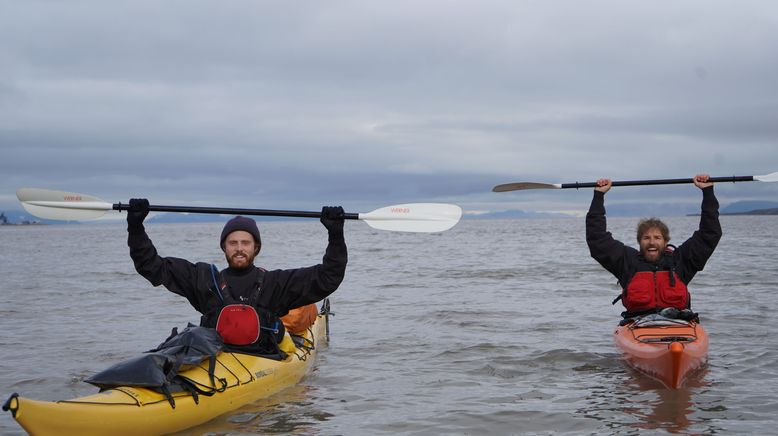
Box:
left=63, top=195, right=83, bottom=201
left=391, top=207, right=411, bottom=214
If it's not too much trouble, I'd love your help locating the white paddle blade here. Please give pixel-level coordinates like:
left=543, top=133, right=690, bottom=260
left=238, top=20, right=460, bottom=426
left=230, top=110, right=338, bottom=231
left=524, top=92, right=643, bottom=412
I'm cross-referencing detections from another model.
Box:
left=492, top=182, right=562, bottom=192
left=359, top=203, right=462, bottom=233
left=16, top=188, right=112, bottom=221
left=754, top=172, right=778, bottom=182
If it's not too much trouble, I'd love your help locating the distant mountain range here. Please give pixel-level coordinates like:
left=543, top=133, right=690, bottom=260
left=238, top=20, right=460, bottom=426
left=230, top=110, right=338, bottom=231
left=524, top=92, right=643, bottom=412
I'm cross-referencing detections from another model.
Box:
left=147, top=213, right=303, bottom=223
left=727, top=208, right=778, bottom=215
left=466, top=210, right=572, bottom=219
left=720, top=200, right=778, bottom=215
left=0, top=210, right=54, bottom=225
left=0, top=210, right=315, bottom=225
left=470, top=200, right=778, bottom=219
left=2, top=200, right=777, bottom=225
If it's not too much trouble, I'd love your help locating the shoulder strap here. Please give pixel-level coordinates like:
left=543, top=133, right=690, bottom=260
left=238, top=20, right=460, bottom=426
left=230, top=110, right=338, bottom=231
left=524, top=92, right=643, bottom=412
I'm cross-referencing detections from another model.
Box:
left=209, top=264, right=225, bottom=303
left=211, top=266, right=267, bottom=306
left=247, top=267, right=266, bottom=306
left=660, top=246, right=678, bottom=286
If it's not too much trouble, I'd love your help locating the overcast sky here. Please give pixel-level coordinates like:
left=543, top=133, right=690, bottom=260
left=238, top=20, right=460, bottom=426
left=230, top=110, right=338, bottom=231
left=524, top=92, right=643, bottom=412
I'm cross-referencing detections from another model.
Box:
left=2, top=1, right=777, bottom=218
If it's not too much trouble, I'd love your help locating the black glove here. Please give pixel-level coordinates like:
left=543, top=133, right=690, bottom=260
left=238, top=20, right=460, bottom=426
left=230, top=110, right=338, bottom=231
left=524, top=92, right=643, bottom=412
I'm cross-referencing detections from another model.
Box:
left=320, top=206, right=345, bottom=233
left=127, top=198, right=149, bottom=232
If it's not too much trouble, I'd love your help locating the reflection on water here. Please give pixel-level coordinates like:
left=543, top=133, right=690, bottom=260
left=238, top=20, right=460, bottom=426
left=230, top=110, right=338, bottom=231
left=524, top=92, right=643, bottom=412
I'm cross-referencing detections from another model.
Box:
left=621, top=367, right=713, bottom=434
left=576, top=362, right=714, bottom=434
left=170, top=383, right=334, bottom=436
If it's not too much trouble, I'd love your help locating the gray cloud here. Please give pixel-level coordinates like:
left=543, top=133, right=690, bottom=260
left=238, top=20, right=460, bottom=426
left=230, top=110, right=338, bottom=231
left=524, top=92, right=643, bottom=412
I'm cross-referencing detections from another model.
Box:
left=2, top=1, right=777, bottom=216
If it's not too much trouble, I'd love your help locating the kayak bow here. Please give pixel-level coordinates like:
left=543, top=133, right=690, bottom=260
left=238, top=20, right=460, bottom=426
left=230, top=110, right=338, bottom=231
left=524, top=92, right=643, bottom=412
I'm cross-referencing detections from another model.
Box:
left=613, top=316, right=708, bottom=389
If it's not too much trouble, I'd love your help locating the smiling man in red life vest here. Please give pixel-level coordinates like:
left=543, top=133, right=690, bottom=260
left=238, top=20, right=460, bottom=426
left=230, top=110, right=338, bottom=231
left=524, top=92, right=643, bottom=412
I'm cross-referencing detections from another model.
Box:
left=126, top=200, right=347, bottom=359
left=586, top=174, right=722, bottom=320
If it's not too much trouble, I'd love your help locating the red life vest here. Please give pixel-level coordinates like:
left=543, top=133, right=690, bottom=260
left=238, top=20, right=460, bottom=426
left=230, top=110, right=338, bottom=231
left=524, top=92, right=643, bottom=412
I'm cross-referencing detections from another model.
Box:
left=623, top=270, right=689, bottom=312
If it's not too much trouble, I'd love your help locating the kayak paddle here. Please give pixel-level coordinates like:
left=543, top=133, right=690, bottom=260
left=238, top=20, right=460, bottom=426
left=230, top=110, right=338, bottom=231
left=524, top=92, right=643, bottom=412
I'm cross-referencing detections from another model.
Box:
left=492, top=172, right=778, bottom=192
left=16, top=188, right=462, bottom=233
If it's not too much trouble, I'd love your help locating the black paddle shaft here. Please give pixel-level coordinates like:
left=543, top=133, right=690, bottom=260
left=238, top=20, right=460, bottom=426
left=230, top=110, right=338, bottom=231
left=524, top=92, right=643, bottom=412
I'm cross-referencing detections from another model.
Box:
left=112, top=203, right=360, bottom=220
left=560, top=175, right=755, bottom=189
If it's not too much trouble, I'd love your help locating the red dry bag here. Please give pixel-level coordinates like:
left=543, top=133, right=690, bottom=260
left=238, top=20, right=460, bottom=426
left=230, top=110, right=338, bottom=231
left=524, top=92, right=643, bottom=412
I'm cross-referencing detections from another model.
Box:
left=215, top=304, right=260, bottom=346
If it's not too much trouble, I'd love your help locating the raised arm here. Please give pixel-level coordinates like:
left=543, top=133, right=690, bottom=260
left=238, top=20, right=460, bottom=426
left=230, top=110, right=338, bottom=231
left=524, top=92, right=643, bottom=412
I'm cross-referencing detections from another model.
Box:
left=675, top=175, right=722, bottom=281
left=126, top=198, right=210, bottom=312
left=266, top=206, right=348, bottom=315
left=586, top=179, right=633, bottom=284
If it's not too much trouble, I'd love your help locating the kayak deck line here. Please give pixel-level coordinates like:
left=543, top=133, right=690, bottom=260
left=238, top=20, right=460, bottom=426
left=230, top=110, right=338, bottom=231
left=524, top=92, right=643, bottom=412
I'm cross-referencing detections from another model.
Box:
left=627, top=320, right=700, bottom=343
left=5, top=313, right=328, bottom=436
left=53, top=350, right=270, bottom=409
left=638, top=336, right=696, bottom=343
left=614, top=318, right=709, bottom=389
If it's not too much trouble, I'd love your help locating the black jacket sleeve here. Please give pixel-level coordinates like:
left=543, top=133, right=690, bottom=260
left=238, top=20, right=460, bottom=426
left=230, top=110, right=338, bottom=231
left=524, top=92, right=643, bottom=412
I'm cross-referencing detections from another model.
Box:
left=674, top=186, right=722, bottom=283
left=128, top=228, right=213, bottom=313
left=586, top=191, right=636, bottom=287
left=261, top=228, right=347, bottom=316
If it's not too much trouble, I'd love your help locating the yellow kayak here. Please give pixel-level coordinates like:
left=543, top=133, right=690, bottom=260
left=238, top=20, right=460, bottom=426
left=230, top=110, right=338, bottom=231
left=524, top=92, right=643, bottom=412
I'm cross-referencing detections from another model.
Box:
left=3, top=313, right=328, bottom=436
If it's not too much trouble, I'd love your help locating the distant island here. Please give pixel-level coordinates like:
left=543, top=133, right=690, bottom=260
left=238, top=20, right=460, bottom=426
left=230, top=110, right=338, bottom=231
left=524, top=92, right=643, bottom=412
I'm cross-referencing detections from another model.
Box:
left=720, top=200, right=778, bottom=214
left=466, top=209, right=573, bottom=219
left=687, top=200, right=778, bottom=217
left=721, top=208, right=778, bottom=216
left=0, top=211, right=43, bottom=226
left=714, top=200, right=778, bottom=216
left=0, top=209, right=303, bottom=225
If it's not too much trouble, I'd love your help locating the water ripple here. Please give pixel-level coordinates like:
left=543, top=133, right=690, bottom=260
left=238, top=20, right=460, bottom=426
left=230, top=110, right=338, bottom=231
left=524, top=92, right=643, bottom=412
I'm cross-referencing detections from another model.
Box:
left=2, top=218, right=778, bottom=435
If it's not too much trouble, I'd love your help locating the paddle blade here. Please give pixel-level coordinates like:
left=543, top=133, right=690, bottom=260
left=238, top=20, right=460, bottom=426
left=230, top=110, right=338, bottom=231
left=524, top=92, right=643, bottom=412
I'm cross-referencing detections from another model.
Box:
left=754, top=171, right=778, bottom=182
left=359, top=203, right=462, bottom=233
left=16, top=188, right=112, bottom=221
left=492, top=182, right=562, bottom=192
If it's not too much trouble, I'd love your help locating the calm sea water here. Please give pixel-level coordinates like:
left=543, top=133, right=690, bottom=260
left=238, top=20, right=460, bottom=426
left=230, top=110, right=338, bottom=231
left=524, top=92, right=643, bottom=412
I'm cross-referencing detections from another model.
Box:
left=1, top=216, right=777, bottom=435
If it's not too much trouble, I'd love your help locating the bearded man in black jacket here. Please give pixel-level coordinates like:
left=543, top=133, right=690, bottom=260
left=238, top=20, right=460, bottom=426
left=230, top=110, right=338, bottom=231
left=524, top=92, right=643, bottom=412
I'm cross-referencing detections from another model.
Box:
left=126, top=199, right=347, bottom=359
left=586, top=174, right=722, bottom=319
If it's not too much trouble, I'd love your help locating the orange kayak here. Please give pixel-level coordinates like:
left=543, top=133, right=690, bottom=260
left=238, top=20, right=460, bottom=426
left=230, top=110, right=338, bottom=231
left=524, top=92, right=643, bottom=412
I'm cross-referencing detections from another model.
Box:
left=613, top=315, right=708, bottom=389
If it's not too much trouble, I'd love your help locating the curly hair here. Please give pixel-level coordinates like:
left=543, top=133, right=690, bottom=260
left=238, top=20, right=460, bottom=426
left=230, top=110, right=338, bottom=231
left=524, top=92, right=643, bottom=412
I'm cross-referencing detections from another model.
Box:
left=636, top=218, right=670, bottom=243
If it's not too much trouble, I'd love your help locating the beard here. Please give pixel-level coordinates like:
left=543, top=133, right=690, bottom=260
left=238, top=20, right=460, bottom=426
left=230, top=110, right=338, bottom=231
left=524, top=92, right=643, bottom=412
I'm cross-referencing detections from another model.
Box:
left=226, top=250, right=256, bottom=269
left=641, top=247, right=662, bottom=263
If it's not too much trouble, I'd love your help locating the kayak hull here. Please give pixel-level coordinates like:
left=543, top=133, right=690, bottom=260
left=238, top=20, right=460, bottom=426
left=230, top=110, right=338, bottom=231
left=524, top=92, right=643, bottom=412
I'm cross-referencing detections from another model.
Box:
left=4, top=314, right=327, bottom=436
left=613, top=318, right=708, bottom=389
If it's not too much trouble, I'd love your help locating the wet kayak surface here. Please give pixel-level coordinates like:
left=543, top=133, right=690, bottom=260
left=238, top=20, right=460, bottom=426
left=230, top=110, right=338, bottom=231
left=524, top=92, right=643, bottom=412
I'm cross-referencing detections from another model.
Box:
left=2, top=216, right=777, bottom=435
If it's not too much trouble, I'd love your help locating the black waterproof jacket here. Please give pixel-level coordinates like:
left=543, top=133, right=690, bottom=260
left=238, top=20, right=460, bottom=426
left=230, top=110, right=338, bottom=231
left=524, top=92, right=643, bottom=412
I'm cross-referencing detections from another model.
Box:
left=128, top=225, right=346, bottom=356
left=586, top=186, right=722, bottom=313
